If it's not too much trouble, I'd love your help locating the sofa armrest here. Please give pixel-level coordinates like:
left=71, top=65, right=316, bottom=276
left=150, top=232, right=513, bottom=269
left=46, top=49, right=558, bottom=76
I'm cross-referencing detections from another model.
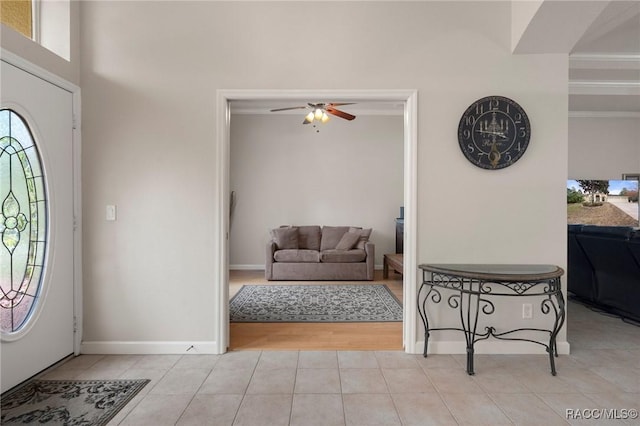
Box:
left=365, top=241, right=375, bottom=280
left=265, top=241, right=276, bottom=280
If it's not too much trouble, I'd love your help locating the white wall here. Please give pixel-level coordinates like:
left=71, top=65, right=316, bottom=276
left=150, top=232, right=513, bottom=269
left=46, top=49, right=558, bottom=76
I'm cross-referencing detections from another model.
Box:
left=229, top=113, right=403, bottom=267
left=79, top=1, right=569, bottom=353
left=569, top=117, right=640, bottom=179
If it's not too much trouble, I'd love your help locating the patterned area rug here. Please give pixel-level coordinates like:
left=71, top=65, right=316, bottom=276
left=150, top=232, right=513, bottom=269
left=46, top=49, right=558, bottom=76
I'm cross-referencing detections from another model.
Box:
left=230, top=284, right=403, bottom=322
left=1, top=379, right=150, bottom=426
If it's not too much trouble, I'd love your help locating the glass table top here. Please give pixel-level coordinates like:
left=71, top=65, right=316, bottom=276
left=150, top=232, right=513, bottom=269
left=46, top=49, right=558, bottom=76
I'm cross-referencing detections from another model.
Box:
left=418, top=264, right=564, bottom=281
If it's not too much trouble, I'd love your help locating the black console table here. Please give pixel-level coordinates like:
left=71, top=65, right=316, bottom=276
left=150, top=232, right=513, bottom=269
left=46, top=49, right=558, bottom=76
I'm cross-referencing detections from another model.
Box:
left=417, top=264, right=565, bottom=376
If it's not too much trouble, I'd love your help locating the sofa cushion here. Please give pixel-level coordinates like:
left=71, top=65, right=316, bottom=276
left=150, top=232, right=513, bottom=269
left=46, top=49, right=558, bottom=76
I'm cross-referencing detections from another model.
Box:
left=336, top=231, right=360, bottom=250
left=358, top=228, right=372, bottom=249
left=272, top=227, right=299, bottom=249
left=320, top=249, right=366, bottom=263
left=274, top=249, right=320, bottom=263
left=320, top=226, right=351, bottom=251
left=350, top=227, right=372, bottom=250
left=297, top=226, right=321, bottom=250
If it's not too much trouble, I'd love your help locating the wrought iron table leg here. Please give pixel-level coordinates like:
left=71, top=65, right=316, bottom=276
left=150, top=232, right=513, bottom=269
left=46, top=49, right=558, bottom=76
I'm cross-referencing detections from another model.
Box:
left=417, top=282, right=432, bottom=358
left=466, top=346, right=475, bottom=375
left=460, top=286, right=480, bottom=376
left=547, top=284, right=566, bottom=376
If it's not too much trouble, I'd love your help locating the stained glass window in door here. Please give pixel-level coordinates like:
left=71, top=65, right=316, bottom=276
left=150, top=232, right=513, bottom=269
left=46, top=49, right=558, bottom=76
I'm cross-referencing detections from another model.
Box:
left=0, top=109, right=48, bottom=335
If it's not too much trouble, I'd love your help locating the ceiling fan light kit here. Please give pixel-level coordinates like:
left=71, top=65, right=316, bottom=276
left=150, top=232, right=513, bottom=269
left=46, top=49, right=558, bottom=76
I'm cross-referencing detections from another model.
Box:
left=271, top=102, right=356, bottom=126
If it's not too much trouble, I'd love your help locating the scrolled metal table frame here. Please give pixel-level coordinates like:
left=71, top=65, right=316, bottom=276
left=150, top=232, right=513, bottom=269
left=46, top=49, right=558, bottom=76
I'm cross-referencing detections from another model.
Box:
left=417, top=264, right=565, bottom=376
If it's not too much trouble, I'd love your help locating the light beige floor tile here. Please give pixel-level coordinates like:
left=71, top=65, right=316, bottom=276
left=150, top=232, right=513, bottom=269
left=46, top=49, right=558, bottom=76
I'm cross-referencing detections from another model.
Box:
left=582, top=391, right=640, bottom=411
left=290, top=394, right=345, bottom=426
left=246, top=368, right=296, bottom=394
left=173, top=354, right=220, bottom=370
left=40, top=368, right=85, bottom=380
left=375, top=351, right=418, bottom=369
left=176, top=394, right=243, bottom=426
left=343, top=394, right=401, bottom=426
left=414, top=354, right=460, bottom=370
left=256, top=351, right=299, bottom=370
left=56, top=354, right=105, bottom=370
left=391, top=393, right=458, bottom=425
left=298, top=351, right=338, bottom=368
left=338, top=351, right=379, bottom=368
left=294, top=368, right=341, bottom=394
left=589, top=367, right=640, bottom=392
left=233, top=394, right=292, bottom=426
left=150, top=368, right=209, bottom=395
left=424, top=368, right=485, bottom=393
left=198, top=368, right=253, bottom=394
left=472, top=371, right=529, bottom=393
left=89, top=355, right=143, bottom=371
left=513, top=369, right=577, bottom=393
left=382, top=368, right=436, bottom=393
left=557, top=368, right=623, bottom=393
left=132, top=354, right=181, bottom=370
left=340, top=368, right=389, bottom=394
left=119, top=394, right=192, bottom=426
left=440, top=392, right=512, bottom=425
left=568, top=348, right=622, bottom=368
left=75, top=367, right=131, bottom=380
left=215, top=351, right=261, bottom=370
left=490, top=393, right=569, bottom=425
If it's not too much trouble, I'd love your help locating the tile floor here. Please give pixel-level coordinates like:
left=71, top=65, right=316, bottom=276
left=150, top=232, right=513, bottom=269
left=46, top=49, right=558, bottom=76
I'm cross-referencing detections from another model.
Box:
left=38, top=299, right=640, bottom=425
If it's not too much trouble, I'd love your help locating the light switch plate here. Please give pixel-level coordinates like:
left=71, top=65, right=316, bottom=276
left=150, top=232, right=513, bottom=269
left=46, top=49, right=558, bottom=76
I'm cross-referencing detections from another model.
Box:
left=106, top=205, right=117, bottom=221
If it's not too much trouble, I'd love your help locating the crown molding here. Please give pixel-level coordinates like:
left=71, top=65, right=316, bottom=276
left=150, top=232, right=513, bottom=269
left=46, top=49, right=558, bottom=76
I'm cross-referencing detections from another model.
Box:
left=569, top=80, right=640, bottom=95
left=569, top=53, right=640, bottom=70
left=569, top=111, right=640, bottom=118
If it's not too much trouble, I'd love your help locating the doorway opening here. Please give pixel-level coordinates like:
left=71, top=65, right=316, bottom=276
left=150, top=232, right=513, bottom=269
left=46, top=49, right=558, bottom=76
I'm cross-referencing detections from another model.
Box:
left=214, top=90, right=418, bottom=354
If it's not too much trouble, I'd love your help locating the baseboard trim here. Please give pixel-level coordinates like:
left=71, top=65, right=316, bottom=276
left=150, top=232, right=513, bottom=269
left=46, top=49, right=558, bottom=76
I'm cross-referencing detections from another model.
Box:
left=412, top=340, right=570, bottom=355
left=230, top=265, right=264, bottom=270
left=80, top=341, right=220, bottom=355
left=231, top=264, right=387, bottom=271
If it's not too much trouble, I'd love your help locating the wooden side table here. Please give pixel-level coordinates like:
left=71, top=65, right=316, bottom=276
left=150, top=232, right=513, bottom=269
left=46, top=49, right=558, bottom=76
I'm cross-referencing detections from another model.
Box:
left=383, top=254, right=403, bottom=278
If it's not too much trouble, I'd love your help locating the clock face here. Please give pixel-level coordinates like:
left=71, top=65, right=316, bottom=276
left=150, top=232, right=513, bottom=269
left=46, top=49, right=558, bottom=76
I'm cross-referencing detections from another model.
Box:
left=458, top=96, right=531, bottom=170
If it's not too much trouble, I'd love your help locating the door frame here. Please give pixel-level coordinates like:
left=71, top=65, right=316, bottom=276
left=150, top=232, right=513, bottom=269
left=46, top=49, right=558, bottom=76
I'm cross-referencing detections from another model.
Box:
left=214, top=89, right=418, bottom=353
left=1, top=48, right=82, bottom=355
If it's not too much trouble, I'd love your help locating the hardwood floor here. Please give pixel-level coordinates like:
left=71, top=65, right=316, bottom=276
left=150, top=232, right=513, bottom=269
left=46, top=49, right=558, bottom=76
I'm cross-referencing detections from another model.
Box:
left=228, top=270, right=404, bottom=351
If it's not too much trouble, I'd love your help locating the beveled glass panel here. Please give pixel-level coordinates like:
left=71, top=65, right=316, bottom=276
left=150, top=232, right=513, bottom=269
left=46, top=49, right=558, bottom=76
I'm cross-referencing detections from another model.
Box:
left=0, top=109, right=48, bottom=335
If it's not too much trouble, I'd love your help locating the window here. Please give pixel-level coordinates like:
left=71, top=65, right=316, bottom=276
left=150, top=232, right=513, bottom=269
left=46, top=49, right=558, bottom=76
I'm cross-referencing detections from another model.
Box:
left=0, top=0, right=33, bottom=39
left=0, top=109, right=48, bottom=335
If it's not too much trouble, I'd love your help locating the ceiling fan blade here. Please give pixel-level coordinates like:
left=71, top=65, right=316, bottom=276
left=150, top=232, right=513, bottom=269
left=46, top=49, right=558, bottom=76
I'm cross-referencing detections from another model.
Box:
left=270, top=106, right=308, bottom=112
left=327, top=103, right=356, bottom=108
left=326, top=107, right=356, bottom=121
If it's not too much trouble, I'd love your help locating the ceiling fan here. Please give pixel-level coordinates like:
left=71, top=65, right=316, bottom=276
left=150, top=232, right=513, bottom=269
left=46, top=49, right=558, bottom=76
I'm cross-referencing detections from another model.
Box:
left=270, top=102, right=356, bottom=124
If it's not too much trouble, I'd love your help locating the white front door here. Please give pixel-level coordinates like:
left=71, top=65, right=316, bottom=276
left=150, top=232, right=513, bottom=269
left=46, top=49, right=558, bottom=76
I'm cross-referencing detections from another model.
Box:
left=1, top=60, right=75, bottom=392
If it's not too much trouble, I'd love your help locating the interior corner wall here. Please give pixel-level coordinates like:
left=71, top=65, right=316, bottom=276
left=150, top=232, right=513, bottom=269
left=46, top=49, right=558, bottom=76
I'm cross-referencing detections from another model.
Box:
left=229, top=114, right=404, bottom=268
left=569, top=117, right=640, bottom=179
left=79, top=1, right=569, bottom=352
left=510, top=0, right=543, bottom=52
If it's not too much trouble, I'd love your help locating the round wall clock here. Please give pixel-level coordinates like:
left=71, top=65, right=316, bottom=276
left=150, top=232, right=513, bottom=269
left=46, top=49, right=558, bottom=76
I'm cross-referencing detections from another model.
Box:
left=457, top=96, right=531, bottom=170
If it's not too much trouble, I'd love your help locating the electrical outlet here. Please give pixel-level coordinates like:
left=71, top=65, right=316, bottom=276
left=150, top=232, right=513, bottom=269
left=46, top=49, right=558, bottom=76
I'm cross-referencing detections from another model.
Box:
left=522, top=303, right=533, bottom=319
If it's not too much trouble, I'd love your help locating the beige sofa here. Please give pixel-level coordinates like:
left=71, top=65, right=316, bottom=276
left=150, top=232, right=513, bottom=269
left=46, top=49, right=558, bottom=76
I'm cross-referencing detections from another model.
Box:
left=265, top=226, right=374, bottom=281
